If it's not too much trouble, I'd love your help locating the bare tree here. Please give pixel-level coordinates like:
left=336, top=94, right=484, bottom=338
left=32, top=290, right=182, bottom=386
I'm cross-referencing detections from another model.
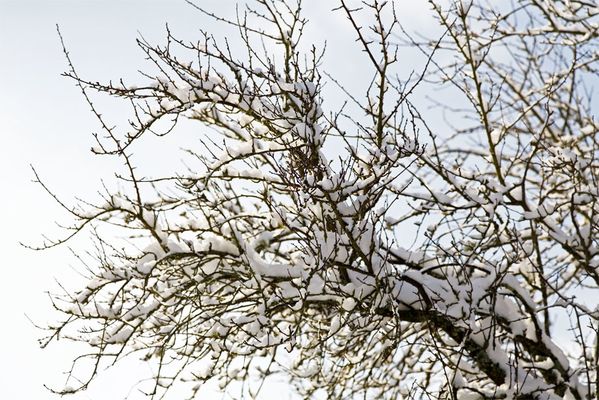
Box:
left=35, top=0, right=599, bottom=399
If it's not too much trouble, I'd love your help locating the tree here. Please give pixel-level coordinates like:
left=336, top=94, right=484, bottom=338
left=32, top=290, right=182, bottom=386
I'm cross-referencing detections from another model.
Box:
left=36, top=0, right=599, bottom=399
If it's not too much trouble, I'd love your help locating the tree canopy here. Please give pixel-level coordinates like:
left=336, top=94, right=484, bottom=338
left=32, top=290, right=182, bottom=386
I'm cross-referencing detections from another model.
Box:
left=38, top=1, right=599, bottom=399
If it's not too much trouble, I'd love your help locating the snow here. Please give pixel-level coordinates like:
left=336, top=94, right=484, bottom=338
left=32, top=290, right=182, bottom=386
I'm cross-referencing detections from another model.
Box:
left=34, top=1, right=599, bottom=398
left=341, top=297, right=357, bottom=311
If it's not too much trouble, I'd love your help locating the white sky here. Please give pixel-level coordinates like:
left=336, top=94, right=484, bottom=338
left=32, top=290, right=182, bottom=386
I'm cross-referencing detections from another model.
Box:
left=0, top=1, right=433, bottom=399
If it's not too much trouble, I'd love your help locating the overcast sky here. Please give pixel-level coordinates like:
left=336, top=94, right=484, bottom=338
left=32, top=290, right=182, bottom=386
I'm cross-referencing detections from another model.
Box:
left=0, top=1, right=433, bottom=399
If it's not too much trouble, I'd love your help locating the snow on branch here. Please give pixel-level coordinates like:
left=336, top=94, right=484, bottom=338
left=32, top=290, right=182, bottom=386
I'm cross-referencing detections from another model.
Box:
left=36, top=1, right=599, bottom=399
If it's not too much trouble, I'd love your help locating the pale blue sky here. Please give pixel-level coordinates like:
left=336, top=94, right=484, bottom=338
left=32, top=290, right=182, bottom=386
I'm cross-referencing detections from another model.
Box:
left=0, top=1, right=431, bottom=399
